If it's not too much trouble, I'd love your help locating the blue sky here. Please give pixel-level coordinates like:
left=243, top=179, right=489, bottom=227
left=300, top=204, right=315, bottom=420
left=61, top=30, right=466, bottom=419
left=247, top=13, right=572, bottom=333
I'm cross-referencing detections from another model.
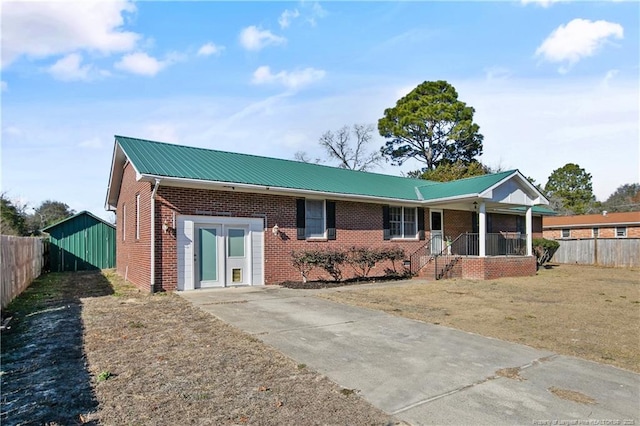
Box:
left=1, top=0, right=638, bottom=221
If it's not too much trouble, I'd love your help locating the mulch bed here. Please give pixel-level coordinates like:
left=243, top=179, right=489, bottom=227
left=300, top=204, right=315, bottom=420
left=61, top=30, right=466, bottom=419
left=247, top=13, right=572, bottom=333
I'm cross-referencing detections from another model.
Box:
left=280, top=275, right=408, bottom=290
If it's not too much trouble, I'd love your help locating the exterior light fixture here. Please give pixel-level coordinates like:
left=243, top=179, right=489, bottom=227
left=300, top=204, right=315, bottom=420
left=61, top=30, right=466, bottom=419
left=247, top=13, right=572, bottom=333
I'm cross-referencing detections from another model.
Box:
left=272, top=224, right=280, bottom=236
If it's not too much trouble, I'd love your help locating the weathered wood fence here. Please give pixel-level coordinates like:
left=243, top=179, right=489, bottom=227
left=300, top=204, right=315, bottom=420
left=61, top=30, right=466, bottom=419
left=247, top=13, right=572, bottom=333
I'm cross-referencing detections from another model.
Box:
left=1, top=236, right=46, bottom=310
left=551, top=238, right=640, bottom=268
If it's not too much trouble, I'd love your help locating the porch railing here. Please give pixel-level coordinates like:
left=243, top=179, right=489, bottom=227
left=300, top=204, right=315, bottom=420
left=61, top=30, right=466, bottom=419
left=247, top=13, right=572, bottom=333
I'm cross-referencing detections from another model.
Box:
left=408, top=236, right=433, bottom=275
left=450, top=232, right=528, bottom=256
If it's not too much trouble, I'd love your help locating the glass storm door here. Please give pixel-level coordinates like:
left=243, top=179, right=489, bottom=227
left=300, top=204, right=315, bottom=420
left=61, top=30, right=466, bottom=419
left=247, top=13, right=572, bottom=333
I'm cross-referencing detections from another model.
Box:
left=430, top=210, right=443, bottom=254
left=226, top=227, right=248, bottom=285
left=195, top=226, right=221, bottom=288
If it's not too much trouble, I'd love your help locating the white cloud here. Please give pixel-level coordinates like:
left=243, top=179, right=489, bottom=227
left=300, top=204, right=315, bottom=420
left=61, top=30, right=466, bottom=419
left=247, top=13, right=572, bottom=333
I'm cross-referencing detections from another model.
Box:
left=521, top=0, right=567, bottom=7
left=602, top=69, right=619, bottom=88
left=114, top=51, right=182, bottom=76
left=279, top=9, right=300, bottom=29
left=197, top=42, right=224, bottom=57
left=2, top=126, right=22, bottom=137
left=484, top=67, right=512, bottom=81
left=78, top=137, right=103, bottom=149
left=306, top=2, right=328, bottom=27
left=251, top=66, right=326, bottom=90
left=47, top=53, right=94, bottom=81
left=1, top=1, right=139, bottom=68
left=1, top=81, right=7, bottom=92
left=146, top=123, right=180, bottom=143
left=239, top=26, right=286, bottom=51
left=535, top=19, right=624, bottom=73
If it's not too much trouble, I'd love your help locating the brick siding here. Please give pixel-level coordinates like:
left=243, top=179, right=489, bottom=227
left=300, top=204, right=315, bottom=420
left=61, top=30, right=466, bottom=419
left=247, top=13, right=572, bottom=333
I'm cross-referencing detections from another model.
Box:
left=543, top=225, right=640, bottom=240
left=116, top=175, right=545, bottom=291
left=116, top=163, right=152, bottom=292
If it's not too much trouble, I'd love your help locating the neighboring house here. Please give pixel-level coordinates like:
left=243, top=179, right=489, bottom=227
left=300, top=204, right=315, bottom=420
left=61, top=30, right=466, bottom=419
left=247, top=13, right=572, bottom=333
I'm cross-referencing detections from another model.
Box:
left=105, top=136, right=551, bottom=292
left=42, top=211, right=116, bottom=272
left=542, top=211, right=640, bottom=268
left=543, top=211, right=640, bottom=240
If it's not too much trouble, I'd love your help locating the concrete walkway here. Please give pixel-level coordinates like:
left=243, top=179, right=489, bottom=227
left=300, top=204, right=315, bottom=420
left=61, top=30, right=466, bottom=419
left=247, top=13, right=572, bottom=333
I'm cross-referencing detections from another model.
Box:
left=179, top=285, right=639, bottom=426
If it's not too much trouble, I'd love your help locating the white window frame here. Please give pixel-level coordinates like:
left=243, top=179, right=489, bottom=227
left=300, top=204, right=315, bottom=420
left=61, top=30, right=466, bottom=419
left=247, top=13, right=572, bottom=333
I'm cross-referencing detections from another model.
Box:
left=305, top=199, right=326, bottom=239
left=616, top=227, right=627, bottom=238
left=592, top=227, right=599, bottom=238
left=561, top=229, right=570, bottom=239
left=390, top=206, right=418, bottom=239
left=122, top=204, right=126, bottom=241
left=135, top=193, right=141, bottom=240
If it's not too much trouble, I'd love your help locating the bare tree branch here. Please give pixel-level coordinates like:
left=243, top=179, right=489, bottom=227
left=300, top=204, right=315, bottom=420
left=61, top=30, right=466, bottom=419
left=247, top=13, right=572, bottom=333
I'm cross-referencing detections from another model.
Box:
left=318, top=124, right=381, bottom=171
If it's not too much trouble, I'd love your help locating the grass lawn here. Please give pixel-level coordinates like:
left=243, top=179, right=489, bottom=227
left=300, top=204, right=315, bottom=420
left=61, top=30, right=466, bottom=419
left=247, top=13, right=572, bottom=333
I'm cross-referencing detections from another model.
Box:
left=1, top=270, right=394, bottom=425
left=319, top=264, right=640, bottom=373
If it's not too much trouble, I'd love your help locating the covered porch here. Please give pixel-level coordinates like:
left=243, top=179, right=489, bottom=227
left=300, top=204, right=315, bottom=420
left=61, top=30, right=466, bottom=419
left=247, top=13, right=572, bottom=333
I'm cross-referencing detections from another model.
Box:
left=410, top=170, right=550, bottom=280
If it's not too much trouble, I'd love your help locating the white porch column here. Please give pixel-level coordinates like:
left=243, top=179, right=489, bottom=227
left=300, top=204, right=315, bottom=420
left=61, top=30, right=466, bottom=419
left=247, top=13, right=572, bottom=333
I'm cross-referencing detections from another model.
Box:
left=526, top=206, right=533, bottom=256
left=479, top=202, right=486, bottom=257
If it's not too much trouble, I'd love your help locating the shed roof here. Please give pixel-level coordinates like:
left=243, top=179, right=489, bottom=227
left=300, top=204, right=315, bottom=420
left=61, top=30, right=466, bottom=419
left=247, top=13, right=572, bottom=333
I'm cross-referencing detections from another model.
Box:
left=42, top=210, right=115, bottom=232
left=106, top=136, right=549, bottom=210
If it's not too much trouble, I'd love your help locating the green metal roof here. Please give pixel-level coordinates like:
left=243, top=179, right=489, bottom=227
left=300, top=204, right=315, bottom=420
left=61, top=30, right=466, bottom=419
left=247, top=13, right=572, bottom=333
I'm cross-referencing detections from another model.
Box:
left=416, top=170, right=515, bottom=201
left=116, top=135, right=432, bottom=201
left=114, top=135, right=544, bottom=205
left=42, top=210, right=115, bottom=232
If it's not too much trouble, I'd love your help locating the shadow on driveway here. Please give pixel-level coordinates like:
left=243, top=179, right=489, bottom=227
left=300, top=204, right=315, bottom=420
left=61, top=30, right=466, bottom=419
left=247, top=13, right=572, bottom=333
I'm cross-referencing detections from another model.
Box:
left=1, top=271, right=113, bottom=425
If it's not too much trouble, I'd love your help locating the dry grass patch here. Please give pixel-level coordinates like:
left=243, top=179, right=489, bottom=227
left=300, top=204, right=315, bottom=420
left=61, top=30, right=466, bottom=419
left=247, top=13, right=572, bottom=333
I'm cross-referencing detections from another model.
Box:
left=82, top=270, right=396, bottom=425
left=319, top=264, right=639, bottom=372
left=548, top=387, right=597, bottom=405
left=2, top=270, right=398, bottom=425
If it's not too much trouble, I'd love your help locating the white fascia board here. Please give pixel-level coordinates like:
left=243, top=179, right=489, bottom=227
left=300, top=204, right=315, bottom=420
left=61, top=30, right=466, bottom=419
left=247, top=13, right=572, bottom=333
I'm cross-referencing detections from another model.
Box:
left=104, top=140, right=124, bottom=211
left=139, top=174, right=426, bottom=206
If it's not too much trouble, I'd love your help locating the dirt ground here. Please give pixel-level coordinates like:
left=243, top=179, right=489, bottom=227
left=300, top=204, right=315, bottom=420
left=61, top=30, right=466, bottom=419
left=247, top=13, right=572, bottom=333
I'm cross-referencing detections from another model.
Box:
left=320, top=264, right=640, bottom=373
left=1, top=270, right=397, bottom=425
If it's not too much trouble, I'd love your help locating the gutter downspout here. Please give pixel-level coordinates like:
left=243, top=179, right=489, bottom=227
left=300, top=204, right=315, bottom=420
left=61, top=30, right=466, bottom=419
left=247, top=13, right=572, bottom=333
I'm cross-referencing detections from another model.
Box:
left=150, top=178, right=161, bottom=294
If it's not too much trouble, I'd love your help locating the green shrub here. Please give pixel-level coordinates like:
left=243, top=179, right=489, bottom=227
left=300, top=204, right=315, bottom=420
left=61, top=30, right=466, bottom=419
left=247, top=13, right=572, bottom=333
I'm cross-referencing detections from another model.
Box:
left=532, top=238, right=560, bottom=266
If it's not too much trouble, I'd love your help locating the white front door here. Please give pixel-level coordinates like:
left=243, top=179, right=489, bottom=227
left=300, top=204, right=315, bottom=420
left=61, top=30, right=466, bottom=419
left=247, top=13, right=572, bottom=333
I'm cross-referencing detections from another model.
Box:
left=430, top=209, right=443, bottom=254
left=178, top=216, right=264, bottom=291
left=225, top=226, right=249, bottom=285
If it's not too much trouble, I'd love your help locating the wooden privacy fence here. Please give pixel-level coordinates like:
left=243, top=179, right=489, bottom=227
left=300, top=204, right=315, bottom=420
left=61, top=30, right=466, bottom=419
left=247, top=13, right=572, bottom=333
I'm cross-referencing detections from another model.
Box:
left=1, top=235, right=46, bottom=310
left=551, top=238, right=640, bottom=268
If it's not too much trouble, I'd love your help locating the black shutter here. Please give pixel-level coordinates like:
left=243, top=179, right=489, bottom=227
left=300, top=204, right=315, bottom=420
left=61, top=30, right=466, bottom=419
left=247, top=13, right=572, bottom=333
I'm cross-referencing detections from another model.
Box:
left=296, top=199, right=306, bottom=240
left=383, top=205, right=390, bottom=240
left=417, top=207, right=425, bottom=240
left=326, top=201, right=336, bottom=240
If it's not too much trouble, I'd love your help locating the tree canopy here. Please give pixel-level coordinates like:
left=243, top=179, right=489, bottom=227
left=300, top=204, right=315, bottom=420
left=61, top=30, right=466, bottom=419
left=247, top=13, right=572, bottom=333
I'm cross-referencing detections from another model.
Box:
left=601, top=183, right=640, bottom=212
left=30, top=200, right=75, bottom=231
left=0, top=195, right=75, bottom=236
left=1, top=193, right=27, bottom=236
left=544, top=163, right=595, bottom=215
left=378, top=80, right=483, bottom=170
left=416, top=160, right=490, bottom=182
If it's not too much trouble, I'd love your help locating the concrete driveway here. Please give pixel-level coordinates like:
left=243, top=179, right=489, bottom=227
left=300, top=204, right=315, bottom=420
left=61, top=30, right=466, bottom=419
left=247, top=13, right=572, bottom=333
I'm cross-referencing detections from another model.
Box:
left=179, top=284, right=639, bottom=425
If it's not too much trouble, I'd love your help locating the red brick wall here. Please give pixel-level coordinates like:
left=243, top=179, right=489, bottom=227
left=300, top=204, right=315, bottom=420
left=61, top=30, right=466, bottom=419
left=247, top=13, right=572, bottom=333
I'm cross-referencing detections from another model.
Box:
left=461, top=256, right=536, bottom=280
left=154, top=187, right=430, bottom=289
left=116, top=175, right=549, bottom=290
left=544, top=226, right=640, bottom=240
left=443, top=209, right=472, bottom=240
left=116, top=163, right=152, bottom=292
